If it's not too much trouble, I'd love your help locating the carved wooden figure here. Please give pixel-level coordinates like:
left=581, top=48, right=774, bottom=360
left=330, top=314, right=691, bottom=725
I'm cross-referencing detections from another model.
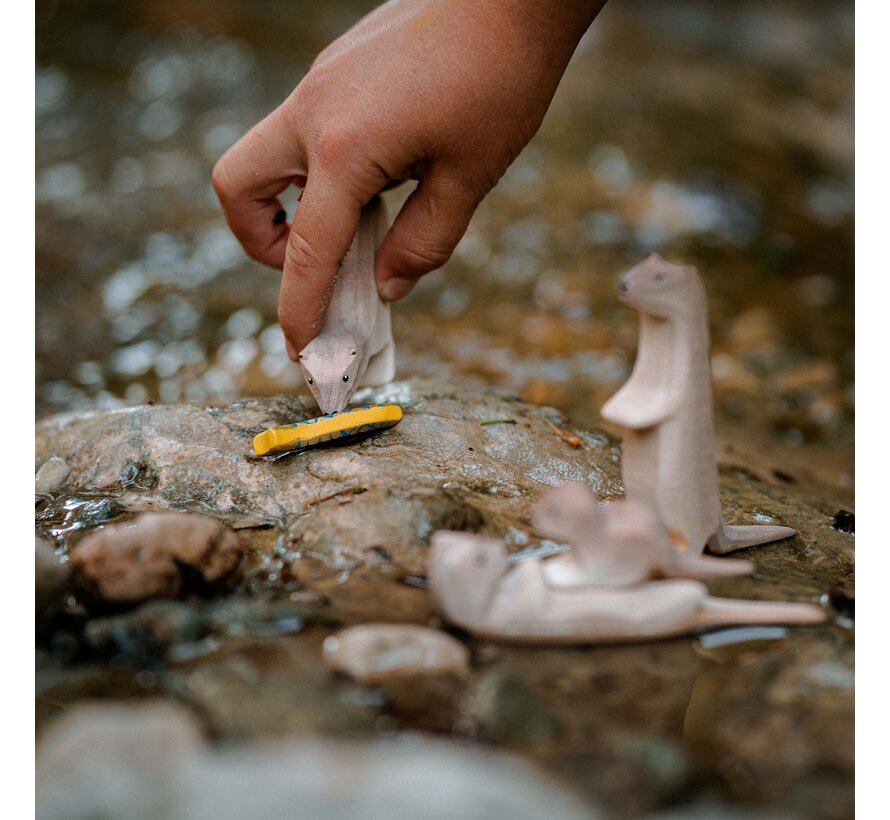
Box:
left=298, top=196, right=395, bottom=414
left=428, top=528, right=825, bottom=645
left=532, top=483, right=752, bottom=588
left=601, top=254, right=795, bottom=554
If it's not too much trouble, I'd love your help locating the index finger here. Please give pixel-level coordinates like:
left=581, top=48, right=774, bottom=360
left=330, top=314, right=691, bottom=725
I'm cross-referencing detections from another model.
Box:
left=277, top=168, right=370, bottom=356
left=211, top=106, right=308, bottom=269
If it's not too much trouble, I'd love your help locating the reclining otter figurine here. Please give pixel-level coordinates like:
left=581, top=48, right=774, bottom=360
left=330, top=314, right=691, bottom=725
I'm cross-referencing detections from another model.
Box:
left=429, top=496, right=825, bottom=645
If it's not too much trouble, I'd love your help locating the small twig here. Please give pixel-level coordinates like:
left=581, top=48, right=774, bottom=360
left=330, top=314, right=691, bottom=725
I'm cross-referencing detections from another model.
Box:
left=546, top=420, right=584, bottom=448
left=480, top=418, right=517, bottom=426
left=307, top=487, right=367, bottom=507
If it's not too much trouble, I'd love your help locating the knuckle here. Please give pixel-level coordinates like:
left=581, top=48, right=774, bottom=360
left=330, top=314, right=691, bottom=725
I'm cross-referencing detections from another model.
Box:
left=310, top=124, right=359, bottom=166
left=293, top=67, right=325, bottom=107
left=447, top=169, right=491, bottom=207
left=399, top=239, right=453, bottom=272
left=285, top=228, right=328, bottom=273
left=277, top=302, right=295, bottom=331
left=211, top=159, right=235, bottom=199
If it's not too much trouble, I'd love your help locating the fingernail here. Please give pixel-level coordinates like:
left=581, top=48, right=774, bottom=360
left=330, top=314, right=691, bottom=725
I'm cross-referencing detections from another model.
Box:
left=380, top=277, right=413, bottom=303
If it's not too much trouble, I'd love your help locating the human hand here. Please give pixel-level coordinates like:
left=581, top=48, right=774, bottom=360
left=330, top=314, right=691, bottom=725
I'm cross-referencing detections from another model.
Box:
left=213, top=0, right=606, bottom=357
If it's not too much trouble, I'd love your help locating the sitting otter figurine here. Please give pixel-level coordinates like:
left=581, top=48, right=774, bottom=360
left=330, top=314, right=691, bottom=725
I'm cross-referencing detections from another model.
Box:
left=601, top=254, right=795, bottom=555
left=531, top=483, right=752, bottom=588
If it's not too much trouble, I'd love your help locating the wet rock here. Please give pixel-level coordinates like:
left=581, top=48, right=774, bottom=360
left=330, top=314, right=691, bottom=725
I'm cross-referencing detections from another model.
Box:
left=70, top=512, right=243, bottom=606
left=36, top=456, right=70, bottom=496
left=323, top=624, right=470, bottom=684
left=38, top=496, right=124, bottom=540
left=36, top=700, right=205, bottom=820
left=36, top=537, right=69, bottom=629
left=38, top=380, right=624, bottom=611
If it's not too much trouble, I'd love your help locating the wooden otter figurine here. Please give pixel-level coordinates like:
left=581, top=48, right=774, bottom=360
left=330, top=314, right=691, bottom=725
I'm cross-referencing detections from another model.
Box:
left=532, top=483, right=752, bottom=588
left=428, top=528, right=825, bottom=644
left=601, top=255, right=795, bottom=555
left=298, top=196, right=395, bottom=414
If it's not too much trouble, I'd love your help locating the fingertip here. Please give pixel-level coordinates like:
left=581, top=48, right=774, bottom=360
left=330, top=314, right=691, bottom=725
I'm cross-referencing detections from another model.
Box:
left=379, top=276, right=416, bottom=303
left=284, top=335, right=299, bottom=361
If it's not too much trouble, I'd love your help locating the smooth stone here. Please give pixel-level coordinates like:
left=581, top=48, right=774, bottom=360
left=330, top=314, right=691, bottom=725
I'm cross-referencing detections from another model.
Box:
left=36, top=700, right=205, bottom=820
left=36, top=456, right=70, bottom=495
left=70, top=512, right=243, bottom=606
left=179, top=736, right=597, bottom=820
left=323, top=623, right=470, bottom=684
left=36, top=700, right=594, bottom=820
left=36, top=537, right=69, bottom=629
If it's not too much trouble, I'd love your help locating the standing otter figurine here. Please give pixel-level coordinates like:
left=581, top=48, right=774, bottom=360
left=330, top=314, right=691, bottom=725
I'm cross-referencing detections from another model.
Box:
left=601, top=255, right=795, bottom=555
left=298, top=196, right=395, bottom=414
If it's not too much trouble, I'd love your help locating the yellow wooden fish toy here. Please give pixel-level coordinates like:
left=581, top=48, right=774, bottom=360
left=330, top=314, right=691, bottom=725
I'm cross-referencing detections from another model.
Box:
left=253, top=404, right=403, bottom=456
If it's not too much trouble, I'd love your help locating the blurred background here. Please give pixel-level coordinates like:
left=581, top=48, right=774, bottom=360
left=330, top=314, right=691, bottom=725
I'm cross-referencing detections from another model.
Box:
left=36, top=0, right=853, bottom=493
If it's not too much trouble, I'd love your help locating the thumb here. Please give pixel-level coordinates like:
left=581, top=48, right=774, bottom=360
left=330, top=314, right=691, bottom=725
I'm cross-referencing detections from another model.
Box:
left=375, top=171, right=484, bottom=302
left=278, top=172, right=365, bottom=357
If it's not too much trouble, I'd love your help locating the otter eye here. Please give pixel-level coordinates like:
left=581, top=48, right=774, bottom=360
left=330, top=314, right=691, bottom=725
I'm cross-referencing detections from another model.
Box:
left=307, top=378, right=313, bottom=384
left=655, top=273, right=666, bottom=284
left=351, top=350, right=357, bottom=356
left=342, top=374, right=349, bottom=382
left=298, top=354, right=303, bottom=359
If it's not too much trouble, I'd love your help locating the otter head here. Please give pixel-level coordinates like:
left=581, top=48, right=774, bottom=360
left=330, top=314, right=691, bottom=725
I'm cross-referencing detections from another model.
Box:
left=602, top=499, right=672, bottom=558
left=429, top=531, right=510, bottom=624
left=298, top=333, right=365, bottom=415
left=616, top=254, right=703, bottom=318
left=532, top=483, right=601, bottom=541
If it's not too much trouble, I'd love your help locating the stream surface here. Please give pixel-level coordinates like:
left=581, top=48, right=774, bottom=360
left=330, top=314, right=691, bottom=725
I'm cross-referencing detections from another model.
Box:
left=36, top=1, right=853, bottom=818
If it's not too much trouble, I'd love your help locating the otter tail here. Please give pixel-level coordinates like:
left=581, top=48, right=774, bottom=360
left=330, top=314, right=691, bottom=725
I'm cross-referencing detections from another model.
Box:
left=668, top=552, right=754, bottom=579
left=694, top=596, right=826, bottom=630
left=707, top=522, right=795, bottom=555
